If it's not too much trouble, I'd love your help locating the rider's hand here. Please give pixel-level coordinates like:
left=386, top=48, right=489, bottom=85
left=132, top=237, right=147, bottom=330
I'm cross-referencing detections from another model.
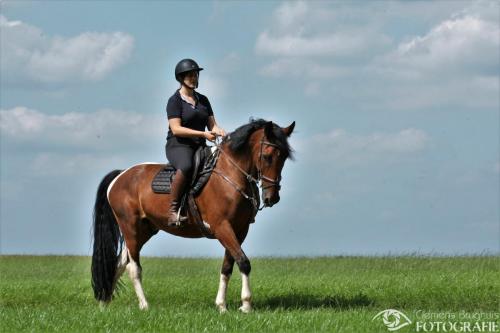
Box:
left=204, top=131, right=217, bottom=142
left=212, top=125, right=226, bottom=138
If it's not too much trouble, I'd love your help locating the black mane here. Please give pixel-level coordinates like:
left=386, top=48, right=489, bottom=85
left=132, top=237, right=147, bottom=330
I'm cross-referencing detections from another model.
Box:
left=224, top=118, right=294, bottom=159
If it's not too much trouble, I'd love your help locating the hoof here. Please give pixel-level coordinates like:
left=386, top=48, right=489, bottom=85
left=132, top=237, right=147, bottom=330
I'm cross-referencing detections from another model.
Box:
left=139, top=302, right=149, bottom=310
left=238, top=304, right=252, bottom=313
left=217, top=305, right=228, bottom=314
left=98, top=301, right=109, bottom=311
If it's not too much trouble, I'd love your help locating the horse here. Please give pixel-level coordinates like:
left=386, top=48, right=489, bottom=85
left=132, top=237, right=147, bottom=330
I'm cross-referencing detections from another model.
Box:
left=91, top=119, right=295, bottom=313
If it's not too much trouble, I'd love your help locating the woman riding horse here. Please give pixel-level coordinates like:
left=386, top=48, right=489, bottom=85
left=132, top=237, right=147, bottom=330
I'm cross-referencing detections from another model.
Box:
left=166, top=59, right=226, bottom=226
left=92, top=118, right=295, bottom=312
left=91, top=59, right=296, bottom=312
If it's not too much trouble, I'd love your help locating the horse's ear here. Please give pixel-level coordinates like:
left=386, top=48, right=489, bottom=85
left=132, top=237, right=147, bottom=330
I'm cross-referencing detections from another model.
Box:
left=282, top=121, right=295, bottom=137
left=264, top=121, right=274, bottom=139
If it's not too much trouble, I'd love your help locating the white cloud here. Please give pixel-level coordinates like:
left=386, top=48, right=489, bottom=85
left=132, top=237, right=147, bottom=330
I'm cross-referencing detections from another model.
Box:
left=259, top=58, right=348, bottom=79
left=1, top=107, right=166, bottom=179
left=0, top=15, right=134, bottom=84
left=274, top=1, right=308, bottom=31
left=198, top=74, right=228, bottom=100
left=256, top=30, right=391, bottom=58
left=387, top=15, right=499, bottom=75
left=216, top=52, right=241, bottom=73
left=256, top=2, right=499, bottom=110
left=255, top=1, right=392, bottom=59
left=0, top=0, right=29, bottom=8
left=30, top=152, right=128, bottom=176
left=361, top=12, right=499, bottom=110
left=297, top=128, right=430, bottom=166
left=0, top=107, right=162, bottom=150
left=316, top=128, right=429, bottom=153
left=458, top=0, right=500, bottom=24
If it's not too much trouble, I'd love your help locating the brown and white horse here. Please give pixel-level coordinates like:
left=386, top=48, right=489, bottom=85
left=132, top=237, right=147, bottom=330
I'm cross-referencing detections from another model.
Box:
left=91, top=119, right=295, bottom=312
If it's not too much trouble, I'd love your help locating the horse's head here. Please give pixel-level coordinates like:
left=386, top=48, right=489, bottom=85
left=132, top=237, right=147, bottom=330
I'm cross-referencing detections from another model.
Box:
left=251, top=121, right=295, bottom=207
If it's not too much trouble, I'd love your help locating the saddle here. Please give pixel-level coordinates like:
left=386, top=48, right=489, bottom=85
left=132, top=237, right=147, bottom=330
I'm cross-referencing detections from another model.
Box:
left=151, top=145, right=219, bottom=195
left=151, top=146, right=220, bottom=239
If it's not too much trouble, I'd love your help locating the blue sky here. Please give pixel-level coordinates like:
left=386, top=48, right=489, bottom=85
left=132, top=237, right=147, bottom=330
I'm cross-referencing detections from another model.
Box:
left=1, top=1, right=498, bottom=256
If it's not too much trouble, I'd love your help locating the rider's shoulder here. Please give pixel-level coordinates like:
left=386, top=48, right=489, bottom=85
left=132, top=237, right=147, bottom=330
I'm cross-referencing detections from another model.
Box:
left=170, top=89, right=181, bottom=99
left=195, top=91, right=210, bottom=103
left=167, top=90, right=182, bottom=104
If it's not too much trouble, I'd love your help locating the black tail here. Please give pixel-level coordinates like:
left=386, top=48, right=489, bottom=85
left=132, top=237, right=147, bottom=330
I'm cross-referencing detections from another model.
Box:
left=91, top=169, right=123, bottom=302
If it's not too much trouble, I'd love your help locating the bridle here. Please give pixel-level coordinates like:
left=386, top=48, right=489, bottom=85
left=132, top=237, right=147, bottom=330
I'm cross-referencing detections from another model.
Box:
left=257, top=138, right=282, bottom=191
left=212, top=137, right=283, bottom=211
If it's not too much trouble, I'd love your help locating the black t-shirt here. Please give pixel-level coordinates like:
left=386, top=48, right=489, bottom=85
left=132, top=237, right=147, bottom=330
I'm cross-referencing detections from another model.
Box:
left=166, top=90, right=214, bottom=146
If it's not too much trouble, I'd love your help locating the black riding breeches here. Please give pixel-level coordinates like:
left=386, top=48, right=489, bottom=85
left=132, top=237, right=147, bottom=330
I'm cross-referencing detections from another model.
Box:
left=165, top=139, right=199, bottom=177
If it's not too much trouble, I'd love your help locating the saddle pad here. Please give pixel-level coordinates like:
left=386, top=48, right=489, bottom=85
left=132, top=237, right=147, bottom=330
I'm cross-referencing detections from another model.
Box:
left=151, top=165, right=176, bottom=194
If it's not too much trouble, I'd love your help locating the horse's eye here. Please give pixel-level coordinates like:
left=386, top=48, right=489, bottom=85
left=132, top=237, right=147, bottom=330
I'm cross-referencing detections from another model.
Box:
left=264, top=155, right=273, bottom=164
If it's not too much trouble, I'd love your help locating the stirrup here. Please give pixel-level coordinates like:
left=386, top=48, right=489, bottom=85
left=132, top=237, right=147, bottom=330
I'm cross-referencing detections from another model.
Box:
left=177, top=195, right=188, bottom=223
left=167, top=209, right=187, bottom=227
left=167, top=220, right=182, bottom=227
left=178, top=213, right=188, bottom=223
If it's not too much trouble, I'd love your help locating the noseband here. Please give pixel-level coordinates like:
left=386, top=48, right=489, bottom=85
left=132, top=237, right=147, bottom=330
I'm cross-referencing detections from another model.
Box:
left=212, top=138, right=283, bottom=211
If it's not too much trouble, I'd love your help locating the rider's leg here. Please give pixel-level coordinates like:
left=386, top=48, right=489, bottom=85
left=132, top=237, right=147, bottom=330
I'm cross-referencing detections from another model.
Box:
left=165, top=143, right=194, bottom=226
left=167, top=169, right=189, bottom=226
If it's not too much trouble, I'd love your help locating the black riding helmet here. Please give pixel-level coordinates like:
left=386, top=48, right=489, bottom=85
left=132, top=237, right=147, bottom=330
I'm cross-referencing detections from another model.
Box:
left=175, top=59, right=203, bottom=82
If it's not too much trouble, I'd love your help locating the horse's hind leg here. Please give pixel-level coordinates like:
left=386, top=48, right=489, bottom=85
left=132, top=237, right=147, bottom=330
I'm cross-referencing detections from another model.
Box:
left=119, top=217, right=156, bottom=310
left=111, top=247, right=129, bottom=295
left=126, top=246, right=148, bottom=310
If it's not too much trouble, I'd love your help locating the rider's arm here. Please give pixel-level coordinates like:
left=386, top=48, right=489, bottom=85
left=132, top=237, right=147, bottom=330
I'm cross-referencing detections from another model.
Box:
left=169, top=118, right=215, bottom=141
left=208, top=116, right=226, bottom=137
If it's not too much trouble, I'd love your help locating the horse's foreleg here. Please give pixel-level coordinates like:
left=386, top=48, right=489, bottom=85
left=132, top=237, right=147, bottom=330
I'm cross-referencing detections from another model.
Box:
left=214, top=221, right=252, bottom=313
left=236, top=226, right=251, bottom=313
left=215, top=249, right=234, bottom=313
left=240, top=272, right=252, bottom=313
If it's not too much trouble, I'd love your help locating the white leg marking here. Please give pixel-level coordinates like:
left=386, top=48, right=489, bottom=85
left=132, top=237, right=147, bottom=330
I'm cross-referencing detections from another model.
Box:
left=98, top=301, right=107, bottom=311
left=126, top=251, right=149, bottom=310
left=239, top=273, right=252, bottom=313
left=215, top=274, right=230, bottom=313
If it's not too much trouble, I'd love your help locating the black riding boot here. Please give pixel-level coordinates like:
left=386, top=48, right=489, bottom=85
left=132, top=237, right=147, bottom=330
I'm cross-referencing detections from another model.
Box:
left=167, top=169, right=189, bottom=227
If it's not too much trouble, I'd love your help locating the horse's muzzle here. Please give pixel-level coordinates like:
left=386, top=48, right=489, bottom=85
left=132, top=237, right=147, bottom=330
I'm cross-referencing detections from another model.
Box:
left=263, top=193, right=280, bottom=207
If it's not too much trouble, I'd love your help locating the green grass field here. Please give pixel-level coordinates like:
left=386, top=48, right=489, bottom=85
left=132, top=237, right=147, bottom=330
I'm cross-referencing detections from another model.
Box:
left=0, top=255, right=498, bottom=332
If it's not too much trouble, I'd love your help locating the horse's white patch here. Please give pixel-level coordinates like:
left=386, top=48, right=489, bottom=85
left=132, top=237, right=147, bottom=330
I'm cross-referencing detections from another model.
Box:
left=126, top=249, right=149, bottom=310
left=241, top=273, right=251, bottom=302
left=106, top=162, right=160, bottom=200
left=215, top=273, right=230, bottom=312
left=239, top=273, right=252, bottom=313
